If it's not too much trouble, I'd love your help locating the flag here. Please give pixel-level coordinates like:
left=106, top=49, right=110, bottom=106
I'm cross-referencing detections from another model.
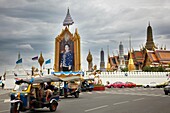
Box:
left=16, top=58, right=22, bottom=64
left=45, top=59, right=51, bottom=64
left=32, top=56, right=38, bottom=60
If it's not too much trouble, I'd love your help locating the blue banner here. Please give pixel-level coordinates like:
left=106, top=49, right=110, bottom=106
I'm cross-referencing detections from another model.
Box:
left=45, top=59, right=51, bottom=64
left=16, top=58, right=22, bottom=64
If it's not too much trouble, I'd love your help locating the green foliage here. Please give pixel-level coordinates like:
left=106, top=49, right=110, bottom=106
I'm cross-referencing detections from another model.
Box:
left=143, top=65, right=166, bottom=72
left=143, top=66, right=151, bottom=72
left=121, top=67, right=128, bottom=72
left=157, top=66, right=165, bottom=72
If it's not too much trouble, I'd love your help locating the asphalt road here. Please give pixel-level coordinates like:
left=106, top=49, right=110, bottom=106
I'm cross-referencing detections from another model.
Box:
left=0, top=88, right=170, bottom=113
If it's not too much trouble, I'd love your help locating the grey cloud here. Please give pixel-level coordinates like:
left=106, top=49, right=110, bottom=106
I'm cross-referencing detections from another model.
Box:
left=1, top=0, right=170, bottom=72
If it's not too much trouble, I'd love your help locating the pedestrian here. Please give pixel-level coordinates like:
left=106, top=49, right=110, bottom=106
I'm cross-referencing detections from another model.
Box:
left=2, top=79, right=5, bottom=89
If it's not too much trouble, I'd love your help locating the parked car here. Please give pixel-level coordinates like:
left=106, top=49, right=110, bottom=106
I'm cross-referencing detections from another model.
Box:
left=124, top=82, right=136, bottom=88
left=110, top=82, right=125, bottom=88
left=105, top=83, right=113, bottom=88
left=164, top=83, right=170, bottom=95
left=143, top=82, right=158, bottom=88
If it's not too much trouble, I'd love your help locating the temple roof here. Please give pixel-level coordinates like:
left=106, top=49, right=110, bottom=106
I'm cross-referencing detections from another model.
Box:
left=131, top=51, right=144, bottom=63
left=63, top=8, right=74, bottom=27
left=146, top=49, right=170, bottom=64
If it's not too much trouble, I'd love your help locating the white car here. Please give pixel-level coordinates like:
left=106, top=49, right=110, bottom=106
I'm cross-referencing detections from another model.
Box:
left=143, top=82, right=158, bottom=88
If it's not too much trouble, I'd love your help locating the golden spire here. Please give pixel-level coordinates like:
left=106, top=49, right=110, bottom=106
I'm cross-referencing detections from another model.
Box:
left=128, top=50, right=135, bottom=71
left=87, top=50, right=92, bottom=63
left=107, top=45, right=111, bottom=71
left=87, top=50, right=93, bottom=71
left=38, top=52, right=44, bottom=73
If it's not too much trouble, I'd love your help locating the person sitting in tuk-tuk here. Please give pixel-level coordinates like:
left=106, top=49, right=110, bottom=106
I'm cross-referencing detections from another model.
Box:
left=68, top=81, right=78, bottom=90
left=45, top=82, right=54, bottom=101
left=53, top=87, right=59, bottom=95
left=38, top=83, right=45, bottom=101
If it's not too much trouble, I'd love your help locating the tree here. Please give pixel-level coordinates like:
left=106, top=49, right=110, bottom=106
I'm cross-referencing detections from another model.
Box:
left=143, top=66, right=151, bottom=72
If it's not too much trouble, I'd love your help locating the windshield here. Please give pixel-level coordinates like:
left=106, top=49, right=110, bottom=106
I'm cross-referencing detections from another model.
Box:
left=14, top=83, right=29, bottom=91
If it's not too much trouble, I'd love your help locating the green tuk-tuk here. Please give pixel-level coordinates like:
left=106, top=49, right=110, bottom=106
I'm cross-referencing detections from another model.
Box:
left=10, top=75, right=61, bottom=113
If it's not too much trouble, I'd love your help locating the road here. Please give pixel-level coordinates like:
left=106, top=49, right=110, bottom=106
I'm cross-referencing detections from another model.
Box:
left=0, top=88, right=170, bottom=113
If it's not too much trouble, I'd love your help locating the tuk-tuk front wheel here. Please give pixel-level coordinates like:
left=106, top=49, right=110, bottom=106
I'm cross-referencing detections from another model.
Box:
left=49, top=101, right=58, bottom=112
left=10, top=104, right=20, bottom=113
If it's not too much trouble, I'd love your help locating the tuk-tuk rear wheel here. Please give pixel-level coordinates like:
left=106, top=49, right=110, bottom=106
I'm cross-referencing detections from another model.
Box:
left=49, top=101, right=58, bottom=112
left=75, top=92, right=79, bottom=98
left=10, top=104, right=20, bottom=113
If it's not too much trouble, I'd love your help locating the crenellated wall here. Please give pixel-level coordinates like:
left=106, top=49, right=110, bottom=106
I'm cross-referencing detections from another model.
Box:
left=84, top=71, right=169, bottom=85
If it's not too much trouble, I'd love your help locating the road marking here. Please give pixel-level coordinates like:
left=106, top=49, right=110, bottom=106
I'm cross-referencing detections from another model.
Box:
left=133, top=98, right=145, bottom=101
left=66, top=99, right=87, bottom=103
left=113, top=101, right=129, bottom=105
left=94, top=96, right=108, bottom=99
left=4, top=99, right=10, bottom=103
left=87, top=92, right=92, bottom=94
left=109, top=92, right=170, bottom=98
left=96, top=91, right=102, bottom=93
left=104, top=91, right=110, bottom=94
left=0, top=110, right=9, bottom=113
left=85, top=105, right=108, bottom=112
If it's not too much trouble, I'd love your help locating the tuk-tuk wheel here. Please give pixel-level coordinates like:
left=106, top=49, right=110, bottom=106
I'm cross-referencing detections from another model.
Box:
left=49, top=101, right=58, bottom=112
left=75, top=92, right=79, bottom=98
left=10, top=104, right=20, bottom=113
left=64, top=94, right=68, bottom=98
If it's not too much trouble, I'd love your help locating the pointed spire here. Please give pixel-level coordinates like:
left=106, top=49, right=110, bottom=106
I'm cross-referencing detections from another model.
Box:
left=63, top=8, right=74, bottom=27
left=129, top=36, right=132, bottom=52
left=148, top=21, right=150, bottom=26
left=18, top=51, right=21, bottom=60
left=128, top=51, right=135, bottom=71
left=107, top=45, right=111, bottom=71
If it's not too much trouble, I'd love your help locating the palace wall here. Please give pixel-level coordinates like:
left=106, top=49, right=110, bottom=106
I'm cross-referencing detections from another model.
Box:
left=84, top=71, right=169, bottom=85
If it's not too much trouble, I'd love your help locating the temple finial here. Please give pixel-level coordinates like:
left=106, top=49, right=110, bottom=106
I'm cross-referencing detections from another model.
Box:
left=148, top=21, right=150, bottom=26
left=63, top=8, right=74, bottom=28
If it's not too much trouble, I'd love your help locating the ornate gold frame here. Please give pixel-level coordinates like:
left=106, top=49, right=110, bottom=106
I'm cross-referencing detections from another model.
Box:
left=54, top=27, right=81, bottom=72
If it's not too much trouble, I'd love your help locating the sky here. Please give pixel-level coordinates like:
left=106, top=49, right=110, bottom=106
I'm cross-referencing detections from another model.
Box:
left=0, top=0, right=170, bottom=74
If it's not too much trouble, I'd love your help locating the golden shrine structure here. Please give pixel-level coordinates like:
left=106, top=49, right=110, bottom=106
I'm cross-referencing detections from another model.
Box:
left=54, top=8, right=81, bottom=72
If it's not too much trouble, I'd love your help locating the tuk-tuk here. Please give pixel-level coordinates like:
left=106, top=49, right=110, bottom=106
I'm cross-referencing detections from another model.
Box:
left=81, top=78, right=94, bottom=92
left=10, top=75, right=61, bottom=113
left=59, top=76, right=82, bottom=98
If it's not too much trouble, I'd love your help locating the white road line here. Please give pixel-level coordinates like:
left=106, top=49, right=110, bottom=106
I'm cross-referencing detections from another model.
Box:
left=133, top=98, right=145, bottom=101
left=96, top=91, right=102, bottom=93
left=85, top=105, right=108, bottom=112
left=87, top=92, right=93, bottom=94
left=4, top=99, right=10, bottom=103
left=66, top=99, right=87, bottom=103
left=113, top=101, right=129, bottom=105
left=0, top=110, right=9, bottom=113
left=94, top=96, right=108, bottom=99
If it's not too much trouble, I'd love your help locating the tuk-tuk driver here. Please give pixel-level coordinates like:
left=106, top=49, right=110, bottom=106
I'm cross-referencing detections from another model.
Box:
left=45, top=82, right=54, bottom=101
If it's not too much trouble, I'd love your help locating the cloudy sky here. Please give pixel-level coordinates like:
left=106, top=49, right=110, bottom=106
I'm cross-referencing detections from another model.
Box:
left=0, top=0, right=170, bottom=74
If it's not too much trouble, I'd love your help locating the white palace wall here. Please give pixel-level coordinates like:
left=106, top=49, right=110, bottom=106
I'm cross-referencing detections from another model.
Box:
left=84, top=71, right=170, bottom=85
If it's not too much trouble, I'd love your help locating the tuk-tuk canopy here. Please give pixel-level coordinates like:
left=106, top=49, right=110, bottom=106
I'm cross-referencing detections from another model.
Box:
left=15, top=75, right=62, bottom=84
left=83, top=78, right=94, bottom=81
left=60, top=76, right=81, bottom=82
